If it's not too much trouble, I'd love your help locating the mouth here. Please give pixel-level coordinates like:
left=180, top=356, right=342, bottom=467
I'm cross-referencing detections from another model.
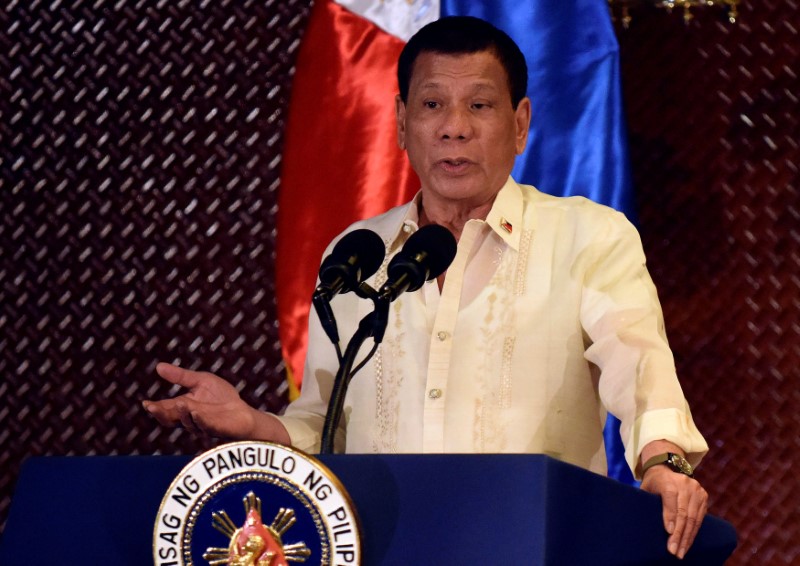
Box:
left=436, top=158, right=473, bottom=174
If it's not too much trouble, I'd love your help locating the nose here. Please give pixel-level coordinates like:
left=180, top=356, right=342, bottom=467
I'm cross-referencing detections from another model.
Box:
left=437, top=106, right=473, bottom=141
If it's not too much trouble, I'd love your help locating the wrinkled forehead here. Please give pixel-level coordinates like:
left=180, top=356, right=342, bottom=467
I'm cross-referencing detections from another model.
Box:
left=407, top=49, right=512, bottom=98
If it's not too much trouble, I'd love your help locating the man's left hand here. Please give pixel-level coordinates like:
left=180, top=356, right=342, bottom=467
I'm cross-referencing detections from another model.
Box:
left=640, top=463, right=708, bottom=560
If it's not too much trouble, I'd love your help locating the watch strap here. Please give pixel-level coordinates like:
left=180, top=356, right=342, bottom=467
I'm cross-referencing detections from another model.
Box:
left=642, top=452, right=694, bottom=478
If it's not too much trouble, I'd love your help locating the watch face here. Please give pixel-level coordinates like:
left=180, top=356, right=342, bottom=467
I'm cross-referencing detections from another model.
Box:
left=669, top=454, right=694, bottom=476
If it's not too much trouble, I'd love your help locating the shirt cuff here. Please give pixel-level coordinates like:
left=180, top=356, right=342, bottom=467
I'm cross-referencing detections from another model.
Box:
left=625, top=407, right=710, bottom=479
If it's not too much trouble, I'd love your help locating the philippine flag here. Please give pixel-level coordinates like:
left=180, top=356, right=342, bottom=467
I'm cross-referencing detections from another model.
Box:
left=276, top=0, right=635, bottom=482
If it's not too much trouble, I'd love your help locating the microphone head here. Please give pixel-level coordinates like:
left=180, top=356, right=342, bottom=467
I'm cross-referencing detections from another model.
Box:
left=319, top=228, right=385, bottom=293
left=387, top=224, right=457, bottom=293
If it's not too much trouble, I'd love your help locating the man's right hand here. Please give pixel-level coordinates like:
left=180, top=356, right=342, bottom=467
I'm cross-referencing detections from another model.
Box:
left=142, top=362, right=290, bottom=444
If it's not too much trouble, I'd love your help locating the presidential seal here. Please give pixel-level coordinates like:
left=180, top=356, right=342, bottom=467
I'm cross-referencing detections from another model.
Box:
left=153, top=441, right=361, bottom=566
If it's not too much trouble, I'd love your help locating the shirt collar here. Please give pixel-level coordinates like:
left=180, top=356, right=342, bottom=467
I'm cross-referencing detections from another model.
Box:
left=386, top=191, right=423, bottom=253
left=484, top=176, right=523, bottom=251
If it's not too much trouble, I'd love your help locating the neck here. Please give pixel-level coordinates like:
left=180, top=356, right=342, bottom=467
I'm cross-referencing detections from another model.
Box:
left=418, top=195, right=495, bottom=242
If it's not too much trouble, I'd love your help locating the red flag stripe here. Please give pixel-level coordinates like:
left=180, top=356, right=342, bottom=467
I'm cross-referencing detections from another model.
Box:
left=277, top=0, right=419, bottom=386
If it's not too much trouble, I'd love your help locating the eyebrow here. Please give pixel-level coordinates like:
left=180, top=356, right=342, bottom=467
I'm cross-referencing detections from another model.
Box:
left=416, top=81, right=499, bottom=93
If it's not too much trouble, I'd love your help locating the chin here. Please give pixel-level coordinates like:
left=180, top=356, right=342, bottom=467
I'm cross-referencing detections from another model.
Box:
left=442, top=173, right=492, bottom=194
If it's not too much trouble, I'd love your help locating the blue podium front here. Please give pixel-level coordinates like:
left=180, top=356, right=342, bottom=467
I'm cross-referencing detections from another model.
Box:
left=0, top=453, right=736, bottom=565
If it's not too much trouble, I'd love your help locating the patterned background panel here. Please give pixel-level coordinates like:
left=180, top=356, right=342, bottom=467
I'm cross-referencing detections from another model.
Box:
left=617, top=2, right=800, bottom=564
left=1, top=0, right=309, bottom=531
left=1, top=1, right=798, bottom=564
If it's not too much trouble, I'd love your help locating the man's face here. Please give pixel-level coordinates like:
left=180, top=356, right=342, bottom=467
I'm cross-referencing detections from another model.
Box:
left=395, top=50, right=531, bottom=210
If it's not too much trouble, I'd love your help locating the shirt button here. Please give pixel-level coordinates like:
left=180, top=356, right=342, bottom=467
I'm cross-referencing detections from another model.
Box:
left=436, top=331, right=448, bottom=341
left=402, top=222, right=413, bottom=233
left=428, top=388, right=442, bottom=399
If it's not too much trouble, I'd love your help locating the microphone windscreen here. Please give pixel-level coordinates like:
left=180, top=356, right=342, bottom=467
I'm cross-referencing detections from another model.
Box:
left=320, top=228, right=386, bottom=290
left=331, top=228, right=385, bottom=276
left=397, top=224, right=457, bottom=280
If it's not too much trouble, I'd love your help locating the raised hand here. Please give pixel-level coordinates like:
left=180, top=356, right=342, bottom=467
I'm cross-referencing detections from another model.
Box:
left=142, top=362, right=289, bottom=444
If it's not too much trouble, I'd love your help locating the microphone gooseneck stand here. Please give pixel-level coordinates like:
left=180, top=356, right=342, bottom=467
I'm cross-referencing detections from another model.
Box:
left=317, top=223, right=457, bottom=454
left=319, top=284, right=389, bottom=454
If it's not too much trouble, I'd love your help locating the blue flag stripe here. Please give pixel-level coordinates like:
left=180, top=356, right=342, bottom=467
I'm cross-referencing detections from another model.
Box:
left=440, top=0, right=637, bottom=485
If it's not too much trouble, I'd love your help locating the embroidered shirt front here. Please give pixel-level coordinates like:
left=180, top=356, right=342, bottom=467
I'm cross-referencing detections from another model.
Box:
left=278, top=177, right=708, bottom=476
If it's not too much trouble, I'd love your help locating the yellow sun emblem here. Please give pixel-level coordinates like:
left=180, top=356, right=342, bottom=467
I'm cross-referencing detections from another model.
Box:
left=203, top=492, right=312, bottom=566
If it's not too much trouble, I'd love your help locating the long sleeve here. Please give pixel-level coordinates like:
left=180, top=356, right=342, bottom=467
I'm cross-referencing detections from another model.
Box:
left=579, top=211, right=708, bottom=475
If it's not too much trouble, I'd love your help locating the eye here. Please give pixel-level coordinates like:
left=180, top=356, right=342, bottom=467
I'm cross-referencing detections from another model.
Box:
left=424, top=100, right=439, bottom=109
left=471, top=102, right=490, bottom=110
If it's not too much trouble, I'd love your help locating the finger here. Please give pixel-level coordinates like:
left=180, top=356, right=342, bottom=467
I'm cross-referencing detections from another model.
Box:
left=668, top=487, right=691, bottom=557
left=678, top=488, right=708, bottom=559
left=155, top=362, right=205, bottom=389
left=143, top=397, right=202, bottom=431
left=142, top=399, right=184, bottom=427
left=176, top=401, right=200, bottom=434
left=660, top=483, right=678, bottom=536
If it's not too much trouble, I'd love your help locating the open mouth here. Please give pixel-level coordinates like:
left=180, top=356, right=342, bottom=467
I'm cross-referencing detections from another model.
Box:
left=438, top=158, right=473, bottom=173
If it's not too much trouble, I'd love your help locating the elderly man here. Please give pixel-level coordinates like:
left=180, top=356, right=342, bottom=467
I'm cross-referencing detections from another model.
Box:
left=144, top=16, right=709, bottom=559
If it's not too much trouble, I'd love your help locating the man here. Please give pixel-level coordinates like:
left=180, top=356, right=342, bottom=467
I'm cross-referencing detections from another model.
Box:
left=144, top=16, right=709, bottom=559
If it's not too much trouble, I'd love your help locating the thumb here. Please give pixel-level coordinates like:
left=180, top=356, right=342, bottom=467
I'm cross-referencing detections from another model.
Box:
left=155, top=362, right=205, bottom=389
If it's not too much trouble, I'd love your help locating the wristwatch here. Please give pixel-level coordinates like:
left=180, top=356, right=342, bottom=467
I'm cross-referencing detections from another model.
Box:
left=641, top=452, right=694, bottom=478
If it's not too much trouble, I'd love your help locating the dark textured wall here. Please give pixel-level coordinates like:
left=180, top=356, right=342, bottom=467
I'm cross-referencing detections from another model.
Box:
left=1, top=1, right=797, bottom=563
left=0, top=0, right=308, bottom=532
left=617, top=3, right=800, bottom=564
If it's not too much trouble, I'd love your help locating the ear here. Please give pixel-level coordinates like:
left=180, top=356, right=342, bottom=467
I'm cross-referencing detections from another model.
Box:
left=395, top=94, right=407, bottom=150
left=514, top=97, right=532, bottom=155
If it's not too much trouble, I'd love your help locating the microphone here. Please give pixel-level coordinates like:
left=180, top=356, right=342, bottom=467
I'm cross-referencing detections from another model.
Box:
left=313, top=228, right=385, bottom=346
left=379, top=224, right=457, bottom=302
left=315, top=229, right=386, bottom=300
left=320, top=224, right=454, bottom=453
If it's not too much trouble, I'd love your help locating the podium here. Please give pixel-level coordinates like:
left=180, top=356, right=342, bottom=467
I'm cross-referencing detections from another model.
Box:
left=0, top=454, right=736, bottom=565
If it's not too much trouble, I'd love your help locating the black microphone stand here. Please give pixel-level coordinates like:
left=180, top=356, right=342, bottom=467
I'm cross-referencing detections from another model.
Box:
left=317, top=224, right=456, bottom=453
left=319, top=284, right=390, bottom=454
